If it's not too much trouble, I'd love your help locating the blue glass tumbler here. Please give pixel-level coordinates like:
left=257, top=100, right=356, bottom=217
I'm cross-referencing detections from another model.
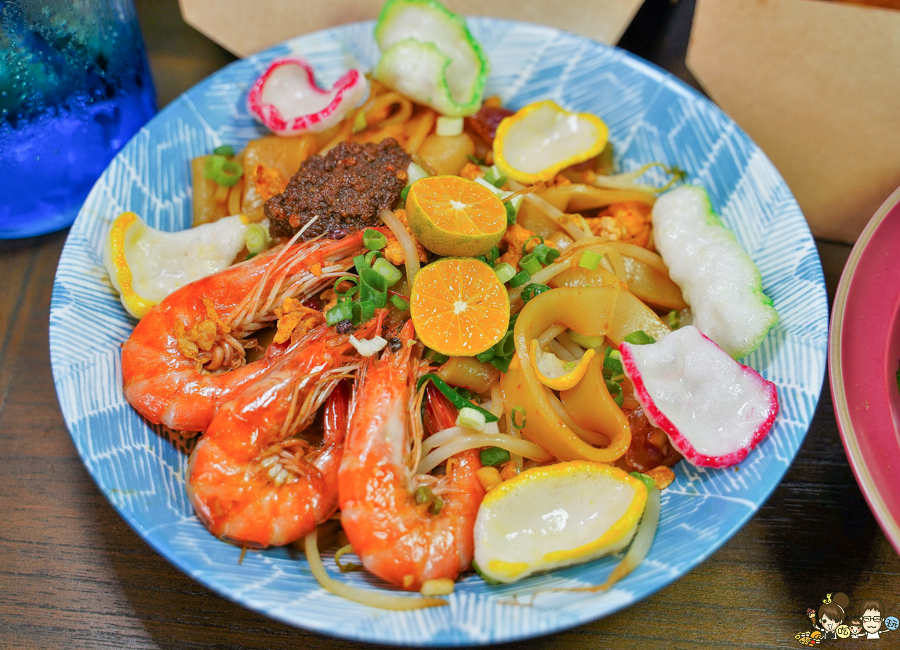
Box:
left=0, top=0, right=157, bottom=238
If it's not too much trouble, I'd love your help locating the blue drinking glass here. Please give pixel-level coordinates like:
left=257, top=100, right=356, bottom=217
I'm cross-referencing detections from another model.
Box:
left=0, top=0, right=157, bottom=239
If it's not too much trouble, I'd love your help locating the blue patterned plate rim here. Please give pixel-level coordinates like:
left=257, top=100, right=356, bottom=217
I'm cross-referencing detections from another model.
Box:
left=49, top=17, right=828, bottom=646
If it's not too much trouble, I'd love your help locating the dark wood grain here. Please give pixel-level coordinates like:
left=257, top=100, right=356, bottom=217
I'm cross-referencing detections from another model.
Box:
left=2, top=1, right=898, bottom=648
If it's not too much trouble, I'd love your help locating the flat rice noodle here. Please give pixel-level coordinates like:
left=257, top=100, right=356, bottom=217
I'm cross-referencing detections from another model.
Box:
left=560, top=353, right=630, bottom=454
left=515, top=199, right=568, bottom=239
left=501, top=286, right=668, bottom=462
left=555, top=241, right=687, bottom=311
left=537, top=184, right=656, bottom=213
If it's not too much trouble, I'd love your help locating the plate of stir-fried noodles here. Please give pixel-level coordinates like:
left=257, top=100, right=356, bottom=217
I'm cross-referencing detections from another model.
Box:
left=49, top=13, right=828, bottom=646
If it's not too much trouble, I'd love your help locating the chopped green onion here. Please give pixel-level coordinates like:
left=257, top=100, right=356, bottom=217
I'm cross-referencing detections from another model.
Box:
left=579, top=250, right=603, bottom=270
left=359, top=267, right=388, bottom=308
left=489, top=355, right=511, bottom=373
left=485, top=246, right=500, bottom=265
left=521, top=283, right=550, bottom=303
left=356, top=300, right=375, bottom=323
left=480, top=446, right=510, bottom=467
left=466, top=154, right=484, bottom=165
left=521, top=235, right=544, bottom=255
left=457, top=406, right=487, bottom=430
left=203, top=155, right=243, bottom=187
left=511, top=406, right=526, bottom=430
left=568, top=329, right=605, bottom=349
left=507, top=313, right=520, bottom=330
left=509, top=270, right=531, bottom=288
left=326, top=303, right=354, bottom=326
left=604, top=348, right=624, bottom=375
left=667, top=310, right=681, bottom=331
left=624, top=330, right=656, bottom=345
left=493, top=331, right=515, bottom=358
left=494, top=263, right=516, bottom=284
left=505, top=200, right=518, bottom=225
left=436, top=116, right=464, bottom=137
left=519, top=253, right=543, bottom=276
left=475, top=348, right=495, bottom=363
left=335, top=277, right=359, bottom=300
left=373, top=257, right=402, bottom=287
left=416, top=374, right=499, bottom=423
left=363, top=228, right=387, bottom=251
left=244, top=223, right=270, bottom=255
left=455, top=387, right=474, bottom=401
left=431, top=496, right=444, bottom=515
left=353, top=254, right=369, bottom=275
left=390, top=294, right=409, bottom=311
left=423, top=348, right=450, bottom=365
left=352, top=111, right=368, bottom=133
left=629, top=471, right=657, bottom=492
left=483, top=165, right=507, bottom=188
left=364, top=250, right=383, bottom=267
left=605, top=379, right=624, bottom=407
left=407, top=163, right=428, bottom=186
left=213, top=144, right=235, bottom=157
left=532, top=244, right=559, bottom=265
left=400, top=185, right=410, bottom=202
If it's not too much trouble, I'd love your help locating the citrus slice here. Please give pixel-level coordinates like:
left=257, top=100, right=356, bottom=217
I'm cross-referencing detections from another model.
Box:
left=104, top=211, right=251, bottom=319
left=493, top=100, right=609, bottom=185
left=406, top=175, right=507, bottom=257
left=473, top=461, right=648, bottom=583
left=410, top=257, right=510, bottom=356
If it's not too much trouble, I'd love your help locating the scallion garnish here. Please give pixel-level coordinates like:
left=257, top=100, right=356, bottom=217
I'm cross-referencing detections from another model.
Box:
left=532, top=243, right=559, bottom=265
left=480, top=446, right=510, bottom=467
left=359, top=267, right=388, bottom=308
left=373, top=257, right=402, bottom=287
left=505, top=200, right=518, bottom=225
left=521, top=283, right=550, bottom=303
left=356, top=299, right=375, bottom=323
left=624, top=330, right=656, bottom=345
left=519, top=253, right=543, bottom=276
left=325, top=302, right=354, bottom=326
left=390, top=294, right=409, bottom=311
left=423, top=348, right=450, bottom=365
left=363, top=228, right=387, bottom=251
left=203, top=155, right=244, bottom=187
left=509, top=270, right=531, bottom=288
left=494, top=262, right=516, bottom=284
left=213, top=144, right=235, bottom=157
left=493, top=331, right=515, bottom=358
left=475, top=348, right=495, bottom=363
left=416, top=373, right=499, bottom=423
left=244, top=223, right=270, bottom=255
left=400, top=185, right=410, bottom=202
left=489, top=355, right=511, bottom=373
left=521, top=235, right=544, bottom=255
left=483, top=165, right=507, bottom=188
left=579, top=250, right=603, bottom=270
left=511, top=406, right=526, bottom=430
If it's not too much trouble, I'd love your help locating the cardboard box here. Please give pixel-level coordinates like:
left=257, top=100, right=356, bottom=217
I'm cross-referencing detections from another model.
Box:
left=178, top=0, right=645, bottom=58
left=687, top=0, right=900, bottom=242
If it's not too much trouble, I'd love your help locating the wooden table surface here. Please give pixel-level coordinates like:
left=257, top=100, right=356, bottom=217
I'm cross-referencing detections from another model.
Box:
left=2, top=1, right=898, bottom=648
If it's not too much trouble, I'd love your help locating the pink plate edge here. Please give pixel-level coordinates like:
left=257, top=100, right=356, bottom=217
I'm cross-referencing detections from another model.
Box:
left=830, top=184, right=900, bottom=556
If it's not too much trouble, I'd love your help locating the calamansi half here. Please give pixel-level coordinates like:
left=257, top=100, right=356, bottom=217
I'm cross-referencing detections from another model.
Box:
left=405, top=175, right=507, bottom=258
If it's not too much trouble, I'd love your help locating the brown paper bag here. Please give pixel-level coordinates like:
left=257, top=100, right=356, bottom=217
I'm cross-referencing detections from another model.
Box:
left=687, top=0, right=900, bottom=242
left=178, top=0, right=645, bottom=58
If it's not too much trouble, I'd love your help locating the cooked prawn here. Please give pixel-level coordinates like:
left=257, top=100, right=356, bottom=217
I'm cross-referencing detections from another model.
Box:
left=121, top=231, right=368, bottom=432
left=186, top=316, right=377, bottom=548
left=338, top=322, right=486, bottom=591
